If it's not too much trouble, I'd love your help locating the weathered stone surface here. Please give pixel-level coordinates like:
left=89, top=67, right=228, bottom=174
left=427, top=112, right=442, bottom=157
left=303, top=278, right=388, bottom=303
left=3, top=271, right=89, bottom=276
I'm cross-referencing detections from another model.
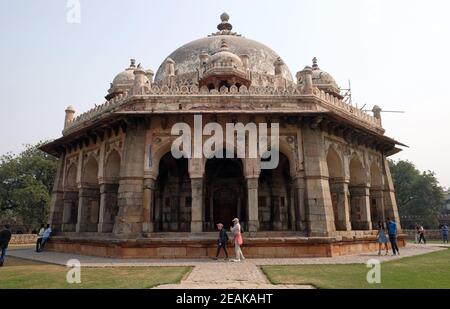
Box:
left=41, top=13, right=403, bottom=258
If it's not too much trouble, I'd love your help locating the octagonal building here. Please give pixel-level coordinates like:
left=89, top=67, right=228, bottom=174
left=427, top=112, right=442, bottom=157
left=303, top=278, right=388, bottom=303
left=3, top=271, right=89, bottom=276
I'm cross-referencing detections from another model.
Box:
left=41, top=13, right=405, bottom=258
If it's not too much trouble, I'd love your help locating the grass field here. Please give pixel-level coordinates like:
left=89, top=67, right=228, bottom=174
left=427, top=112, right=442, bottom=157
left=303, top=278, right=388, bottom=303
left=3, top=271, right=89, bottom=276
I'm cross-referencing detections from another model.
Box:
left=0, top=257, right=192, bottom=289
left=261, top=249, right=450, bottom=289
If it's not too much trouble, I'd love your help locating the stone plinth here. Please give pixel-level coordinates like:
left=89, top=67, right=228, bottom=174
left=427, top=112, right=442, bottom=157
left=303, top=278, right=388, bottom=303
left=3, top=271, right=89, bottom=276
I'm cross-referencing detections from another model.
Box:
left=45, top=232, right=406, bottom=259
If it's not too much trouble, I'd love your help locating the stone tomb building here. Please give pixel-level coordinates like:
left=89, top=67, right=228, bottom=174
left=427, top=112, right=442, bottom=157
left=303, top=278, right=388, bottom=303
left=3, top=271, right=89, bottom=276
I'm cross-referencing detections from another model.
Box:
left=42, top=14, right=405, bottom=258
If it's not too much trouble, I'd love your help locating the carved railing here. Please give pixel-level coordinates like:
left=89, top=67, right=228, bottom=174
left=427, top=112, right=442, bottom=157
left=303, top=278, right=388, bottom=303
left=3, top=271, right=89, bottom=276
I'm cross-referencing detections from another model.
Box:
left=64, top=91, right=131, bottom=132
left=64, top=84, right=381, bottom=132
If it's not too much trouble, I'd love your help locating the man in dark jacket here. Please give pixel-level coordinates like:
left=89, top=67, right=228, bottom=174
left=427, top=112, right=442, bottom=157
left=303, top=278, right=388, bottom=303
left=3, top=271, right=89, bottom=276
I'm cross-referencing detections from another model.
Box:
left=0, top=225, right=12, bottom=267
left=213, top=223, right=229, bottom=260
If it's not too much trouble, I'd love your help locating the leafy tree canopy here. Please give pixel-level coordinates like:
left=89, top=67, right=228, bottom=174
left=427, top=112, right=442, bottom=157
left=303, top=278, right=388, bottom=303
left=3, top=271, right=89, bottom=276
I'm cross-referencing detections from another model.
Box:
left=0, top=142, right=57, bottom=231
left=389, top=159, right=445, bottom=228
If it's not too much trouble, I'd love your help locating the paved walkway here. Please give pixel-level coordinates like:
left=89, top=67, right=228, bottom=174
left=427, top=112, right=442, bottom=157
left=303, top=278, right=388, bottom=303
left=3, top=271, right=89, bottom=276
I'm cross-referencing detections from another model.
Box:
left=8, top=244, right=446, bottom=289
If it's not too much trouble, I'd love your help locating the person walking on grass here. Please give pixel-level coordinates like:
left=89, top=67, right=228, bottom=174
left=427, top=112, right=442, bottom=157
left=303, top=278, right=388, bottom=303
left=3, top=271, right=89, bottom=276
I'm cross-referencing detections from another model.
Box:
left=38, top=224, right=52, bottom=252
left=35, top=224, right=45, bottom=252
left=441, top=223, right=449, bottom=244
left=376, top=221, right=389, bottom=256
left=213, top=223, right=229, bottom=260
left=386, top=217, right=400, bottom=255
left=418, top=225, right=426, bottom=244
left=414, top=223, right=421, bottom=244
left=230, top=218, right=245, bottom=262
left=0, top=225, right=12, bottom=267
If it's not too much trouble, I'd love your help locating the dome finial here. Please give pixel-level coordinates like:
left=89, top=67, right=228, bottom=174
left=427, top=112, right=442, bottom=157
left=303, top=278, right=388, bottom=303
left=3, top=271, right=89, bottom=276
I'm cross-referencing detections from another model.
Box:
left=130, top=58, right=136, bottom=68
left=312, top=57, right=319, bottom=69
left=217, top=12, right=233, bottom=31
left=221, top=12, right=230, bottom=22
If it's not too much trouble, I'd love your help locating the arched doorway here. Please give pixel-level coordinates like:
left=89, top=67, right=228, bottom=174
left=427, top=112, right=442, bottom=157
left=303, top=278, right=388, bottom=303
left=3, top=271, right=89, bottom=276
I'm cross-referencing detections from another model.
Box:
left=154, top=152, right=191, bottom=232
left=326, top=148, right=348, bottom=231
left=205, top=157, right=246, bottom=230
left=349, top=155, right=371, bottom=230
left=370, top=162, right=384, bottom=227
left=258, top=153, right=293, bottom=231
left=99, top=150, right=121, bottom=233
left=78, top=156, right=100, bottom=232
left=62, top=163, right=78, bottom=232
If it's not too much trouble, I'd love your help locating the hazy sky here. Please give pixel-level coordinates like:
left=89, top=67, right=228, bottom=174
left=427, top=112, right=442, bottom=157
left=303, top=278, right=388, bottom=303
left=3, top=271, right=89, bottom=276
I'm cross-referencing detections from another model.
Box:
left=1, top=0, right=449, bottom=188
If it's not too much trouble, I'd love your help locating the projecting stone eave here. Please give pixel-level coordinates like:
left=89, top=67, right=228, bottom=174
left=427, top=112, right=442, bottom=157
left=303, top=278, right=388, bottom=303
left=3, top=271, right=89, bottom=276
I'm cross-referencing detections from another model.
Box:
left=41, top=93, right=404, bottom=157
left=39, top=113, right=129, bottom=157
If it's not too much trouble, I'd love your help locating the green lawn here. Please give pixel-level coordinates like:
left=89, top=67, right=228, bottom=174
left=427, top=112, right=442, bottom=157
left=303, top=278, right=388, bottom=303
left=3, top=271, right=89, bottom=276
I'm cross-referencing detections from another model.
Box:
left=261, top=249, right=450, bottom=289
left=0, top=257, right=191, bottom=289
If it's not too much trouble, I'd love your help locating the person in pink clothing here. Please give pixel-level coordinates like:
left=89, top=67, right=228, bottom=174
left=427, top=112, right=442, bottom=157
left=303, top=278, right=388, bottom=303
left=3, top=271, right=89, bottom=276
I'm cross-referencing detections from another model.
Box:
left=230, top=218, right=245, bottom=262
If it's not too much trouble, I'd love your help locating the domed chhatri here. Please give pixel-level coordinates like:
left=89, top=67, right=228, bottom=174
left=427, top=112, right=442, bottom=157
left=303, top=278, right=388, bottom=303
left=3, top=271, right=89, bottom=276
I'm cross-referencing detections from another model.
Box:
left=198, top=39, right=251, bottom=90
left=154, top=13, right=294, bottom=87
left=40, top=12, right=405, bottom=259
left=106, top=59, right=152, bottom=100
left=311, top=57, right=342, bottom=99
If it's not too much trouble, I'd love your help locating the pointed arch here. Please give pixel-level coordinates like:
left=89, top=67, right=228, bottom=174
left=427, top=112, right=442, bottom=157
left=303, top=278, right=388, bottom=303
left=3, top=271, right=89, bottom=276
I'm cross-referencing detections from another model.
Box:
left=349, top=155, right=366, bottom=185
left=65, top=163, right=77, bottom=188
left=105, top=150, right=121, bottom=181
left=349, top=153, right=371, bottom=230
left=370, top=161, right=385, bottom=227
left=326, top=146, right=348, bottom=231
left=82, top=156, right=99, bottom=186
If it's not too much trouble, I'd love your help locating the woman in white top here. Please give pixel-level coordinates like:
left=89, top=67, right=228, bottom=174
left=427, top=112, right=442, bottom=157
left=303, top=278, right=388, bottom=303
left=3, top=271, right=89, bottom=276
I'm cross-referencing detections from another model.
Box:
left=230, top=218, right=245, bottom=262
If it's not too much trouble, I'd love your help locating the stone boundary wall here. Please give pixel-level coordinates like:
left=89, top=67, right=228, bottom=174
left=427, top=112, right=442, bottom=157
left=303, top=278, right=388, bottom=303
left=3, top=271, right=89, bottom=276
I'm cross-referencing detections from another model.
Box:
left=10, top=234, right=37, bottom=245
left=403, top=229, right=446, bottom=240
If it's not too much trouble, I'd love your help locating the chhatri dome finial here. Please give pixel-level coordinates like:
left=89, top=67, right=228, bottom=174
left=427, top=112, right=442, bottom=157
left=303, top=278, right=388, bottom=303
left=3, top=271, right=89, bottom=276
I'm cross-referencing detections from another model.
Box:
left=312, top=57, right=319, bottom=69
left=130, top=58, right=136, bottom=68
left=217, top=12, right=233, bottom=31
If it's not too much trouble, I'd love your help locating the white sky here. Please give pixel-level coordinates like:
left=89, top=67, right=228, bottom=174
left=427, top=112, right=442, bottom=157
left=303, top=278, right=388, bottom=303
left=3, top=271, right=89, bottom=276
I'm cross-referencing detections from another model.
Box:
left=1, top=0, right=449, bottom=187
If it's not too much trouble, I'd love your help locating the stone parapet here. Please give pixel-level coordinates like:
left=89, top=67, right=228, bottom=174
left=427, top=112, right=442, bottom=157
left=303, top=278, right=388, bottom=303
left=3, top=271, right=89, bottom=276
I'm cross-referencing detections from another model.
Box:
left=63, top=85, right=382, bottom=135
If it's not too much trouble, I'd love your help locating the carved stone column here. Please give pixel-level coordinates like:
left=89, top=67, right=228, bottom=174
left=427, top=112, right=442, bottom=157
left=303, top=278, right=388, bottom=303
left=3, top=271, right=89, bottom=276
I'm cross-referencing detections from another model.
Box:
left=190, top=178, right=204, bottom=233
left=142, top=178, right=156, bottom=233
left=288, top=182, right=296, bottom=231
left=293, top=173, right=306, bottom=231
left=246, top=177, right=259, bottom=232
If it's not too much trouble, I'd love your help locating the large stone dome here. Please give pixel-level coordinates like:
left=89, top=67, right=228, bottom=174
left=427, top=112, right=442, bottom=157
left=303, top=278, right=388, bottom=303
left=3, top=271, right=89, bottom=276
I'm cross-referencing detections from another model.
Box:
left=154, top=13, right=293, bottom=87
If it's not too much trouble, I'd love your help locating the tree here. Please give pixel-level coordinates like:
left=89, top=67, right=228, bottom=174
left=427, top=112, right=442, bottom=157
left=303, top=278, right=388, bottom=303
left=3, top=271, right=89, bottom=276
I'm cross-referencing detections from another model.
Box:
left=389, top=159, right=445, bottom=229
left=0, top=143, right=57, bottom=231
